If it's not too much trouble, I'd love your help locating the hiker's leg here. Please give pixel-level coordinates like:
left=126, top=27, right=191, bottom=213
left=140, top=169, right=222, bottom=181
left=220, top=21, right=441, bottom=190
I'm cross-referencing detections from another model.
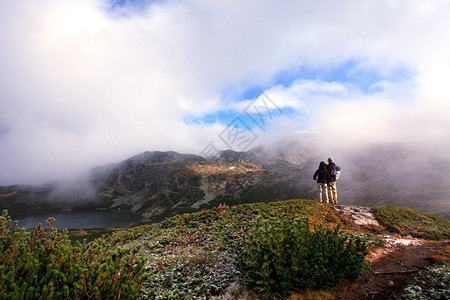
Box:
left=323, top=184, right=329, bottom=203
left=327, top=184, right=333, bottom=203
left=317, top=183, right=323, bottom=202
left=334, top=184, right=338, bottom=204
left=330, top=182, right=337, bottom=204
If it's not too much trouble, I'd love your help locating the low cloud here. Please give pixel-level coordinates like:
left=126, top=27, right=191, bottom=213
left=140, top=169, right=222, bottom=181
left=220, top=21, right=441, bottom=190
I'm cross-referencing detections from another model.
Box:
left=1, top=0, right=449, bottom=185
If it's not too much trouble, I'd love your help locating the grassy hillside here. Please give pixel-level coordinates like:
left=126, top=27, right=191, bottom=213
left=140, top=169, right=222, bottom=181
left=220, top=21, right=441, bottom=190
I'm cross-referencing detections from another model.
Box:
left=372, top=206, right=450, bottom=240
left=2, top=199, right=450, bottom=299
left=107, top=200, right=377, bottom=298
left=108, top=200, right=450, bottom=298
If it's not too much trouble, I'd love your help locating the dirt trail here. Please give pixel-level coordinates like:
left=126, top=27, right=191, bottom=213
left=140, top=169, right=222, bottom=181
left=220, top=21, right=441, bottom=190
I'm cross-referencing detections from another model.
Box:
left=334, top=240, right=449, bottom=299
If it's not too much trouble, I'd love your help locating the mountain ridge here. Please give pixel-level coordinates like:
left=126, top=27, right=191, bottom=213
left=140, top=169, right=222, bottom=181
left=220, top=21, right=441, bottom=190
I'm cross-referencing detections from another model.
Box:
left=1, top=138, right=449, bottom=220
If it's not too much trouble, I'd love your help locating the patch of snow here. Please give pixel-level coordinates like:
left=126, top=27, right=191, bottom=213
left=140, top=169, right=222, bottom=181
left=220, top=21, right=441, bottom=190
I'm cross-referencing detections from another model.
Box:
left=111, top=194, right=143, bottom=213
left=191, top=182, right=215, bottom=209
left=384, top=237, right=423, bottom=247
left=142, top=206, right=166, bottom=218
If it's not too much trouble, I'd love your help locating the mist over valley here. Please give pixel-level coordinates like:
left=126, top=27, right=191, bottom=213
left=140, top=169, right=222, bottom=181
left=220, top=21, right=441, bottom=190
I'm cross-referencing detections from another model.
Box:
left=2, top=136, right=449, bottom=228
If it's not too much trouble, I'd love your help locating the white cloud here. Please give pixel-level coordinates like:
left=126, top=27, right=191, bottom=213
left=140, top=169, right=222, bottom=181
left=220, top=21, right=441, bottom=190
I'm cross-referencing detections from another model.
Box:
left=1, top=0, right=450, bottom=184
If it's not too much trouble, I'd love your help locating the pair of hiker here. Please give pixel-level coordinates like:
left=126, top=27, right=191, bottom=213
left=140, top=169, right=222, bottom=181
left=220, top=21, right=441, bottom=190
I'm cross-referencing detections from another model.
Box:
left=313, top=157, right=340, bottom=204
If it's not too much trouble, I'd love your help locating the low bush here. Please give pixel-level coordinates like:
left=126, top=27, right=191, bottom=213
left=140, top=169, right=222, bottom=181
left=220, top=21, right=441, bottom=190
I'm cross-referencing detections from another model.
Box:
left=236, top=216, right=368, bottom=297
left=0, top=210, right=148, bottom=299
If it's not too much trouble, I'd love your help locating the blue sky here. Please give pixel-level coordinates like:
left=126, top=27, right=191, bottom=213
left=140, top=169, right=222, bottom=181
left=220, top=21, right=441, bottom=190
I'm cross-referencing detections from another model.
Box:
left=0, top=0, right=449, bottom=184
left=108, top=0, right=157, bottom=10
left=187, top=60, right=412, bottom=129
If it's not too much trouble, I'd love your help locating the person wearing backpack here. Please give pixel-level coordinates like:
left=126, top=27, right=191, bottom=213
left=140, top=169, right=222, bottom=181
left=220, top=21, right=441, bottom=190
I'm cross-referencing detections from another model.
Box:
left=326, top=157, right=341, bottom=204
left=313, top=161, right=331, bottom=203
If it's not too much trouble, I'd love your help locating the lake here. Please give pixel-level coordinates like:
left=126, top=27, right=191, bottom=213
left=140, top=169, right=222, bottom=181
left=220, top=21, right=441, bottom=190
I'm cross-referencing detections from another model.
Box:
left=11, top=210, right=143, bottom=229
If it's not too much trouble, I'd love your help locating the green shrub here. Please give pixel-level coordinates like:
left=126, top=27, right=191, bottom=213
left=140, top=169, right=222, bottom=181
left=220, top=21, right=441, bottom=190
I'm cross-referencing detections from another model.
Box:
left=0, top=210, right=148, bottom=299
left=236, top=216, right=368, bottom=297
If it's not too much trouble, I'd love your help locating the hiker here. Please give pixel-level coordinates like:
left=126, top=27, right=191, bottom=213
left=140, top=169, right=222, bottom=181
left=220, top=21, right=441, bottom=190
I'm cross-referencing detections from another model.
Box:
left=313, top=161, right=330, bottom=203
left=326, top=157, right=341, bottom=204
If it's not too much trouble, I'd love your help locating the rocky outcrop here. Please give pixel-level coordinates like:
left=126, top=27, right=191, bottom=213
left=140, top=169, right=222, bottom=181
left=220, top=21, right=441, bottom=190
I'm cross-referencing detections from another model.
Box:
left=335, top=205, right=380, bottom=227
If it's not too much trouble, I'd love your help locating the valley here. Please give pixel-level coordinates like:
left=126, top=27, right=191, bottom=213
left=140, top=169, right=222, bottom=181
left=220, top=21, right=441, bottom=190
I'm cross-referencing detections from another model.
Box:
left=1, top=140, right=449, bottom=226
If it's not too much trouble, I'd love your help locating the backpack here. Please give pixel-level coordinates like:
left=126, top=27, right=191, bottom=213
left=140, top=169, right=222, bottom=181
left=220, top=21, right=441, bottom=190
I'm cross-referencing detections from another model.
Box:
left=330, top=164, right=341, bottom=179
left=329, top=164, right=337, bottom=176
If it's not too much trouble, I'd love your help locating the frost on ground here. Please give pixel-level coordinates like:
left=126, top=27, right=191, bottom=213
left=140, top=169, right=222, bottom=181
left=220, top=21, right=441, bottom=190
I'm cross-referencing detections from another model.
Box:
left=141, top=249, right=239, bottom=299
left=383, top=235, right=423, bottom=247
left=365, top=235, right=424, bottom=263
left=398, top=262, right=450, bottom=300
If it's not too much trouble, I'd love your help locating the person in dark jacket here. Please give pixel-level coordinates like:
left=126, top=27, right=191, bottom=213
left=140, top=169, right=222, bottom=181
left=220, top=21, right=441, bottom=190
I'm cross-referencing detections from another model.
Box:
left=313, top=161, right=330, bottom=203
left=326, top=157, right=340, bottom=204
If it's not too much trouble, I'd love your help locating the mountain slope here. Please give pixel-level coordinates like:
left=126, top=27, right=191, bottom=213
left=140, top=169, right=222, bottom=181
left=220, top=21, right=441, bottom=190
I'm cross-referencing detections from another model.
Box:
left=107, top=199, right=450, bottom=299
left=1, top=139, right=449, bottom=220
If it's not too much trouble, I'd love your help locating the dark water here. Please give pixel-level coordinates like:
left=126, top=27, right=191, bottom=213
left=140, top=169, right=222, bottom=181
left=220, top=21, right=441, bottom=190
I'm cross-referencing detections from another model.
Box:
left=11, top=210, right=142, bottom=229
